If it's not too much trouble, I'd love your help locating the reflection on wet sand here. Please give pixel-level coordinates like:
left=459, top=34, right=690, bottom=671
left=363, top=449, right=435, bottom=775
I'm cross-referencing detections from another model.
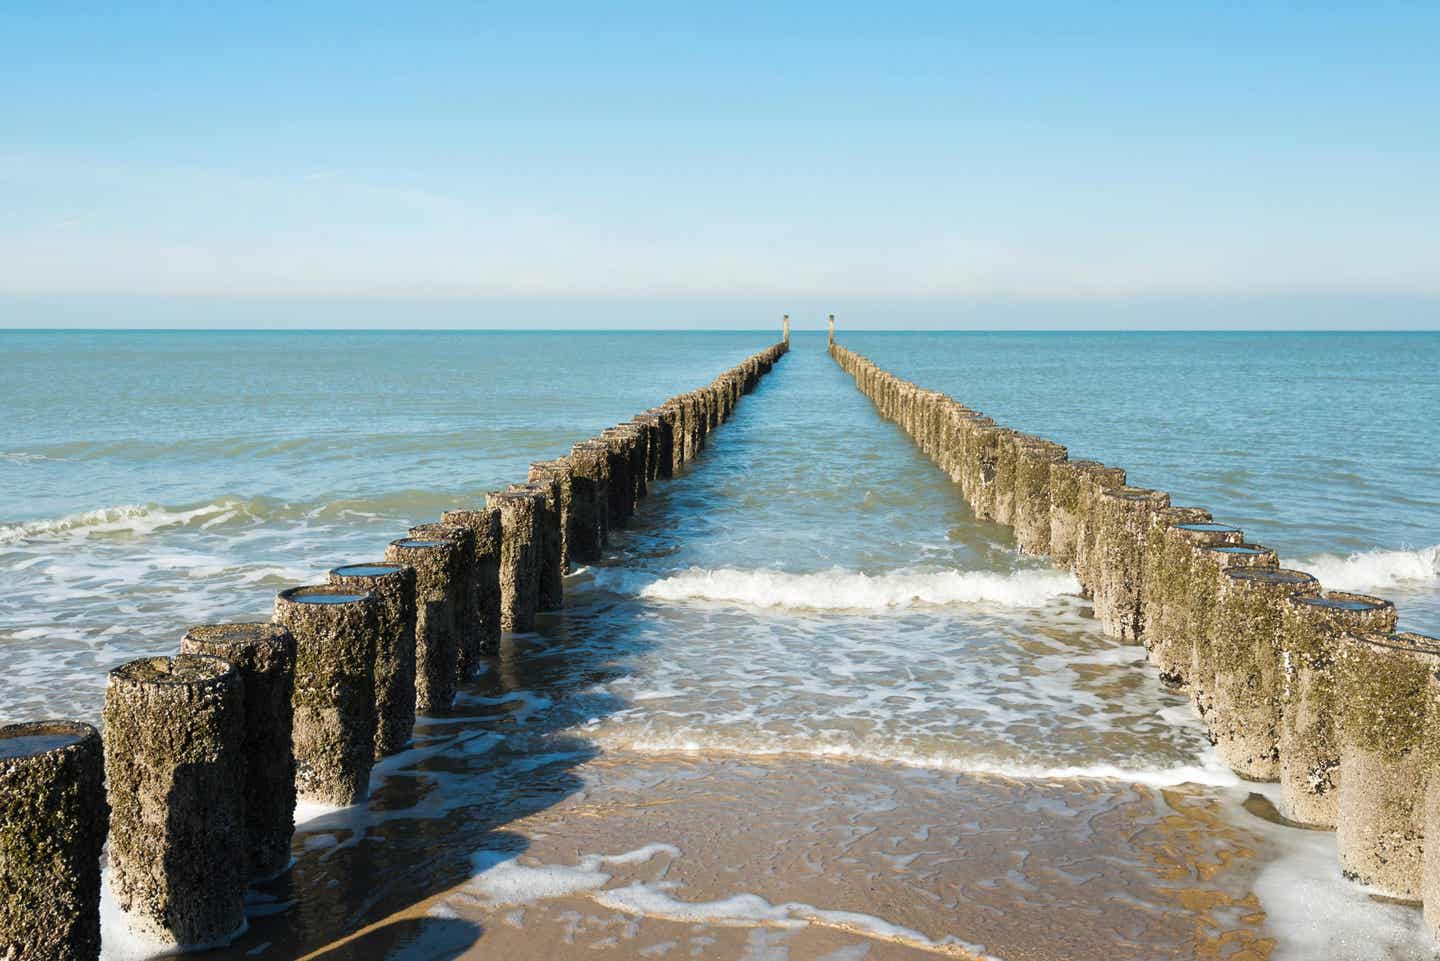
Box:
left=245, top=753, right=1275, bottom=961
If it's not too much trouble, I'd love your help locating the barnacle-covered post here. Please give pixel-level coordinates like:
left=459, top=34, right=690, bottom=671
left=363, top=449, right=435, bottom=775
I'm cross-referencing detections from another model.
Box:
left=104, top=655, right=246, bottom=947
left=487, top=486, right=543, bottom=632
left=437, top=508, right=504, bottom=660
left=1336, top=632, right=1440, bottom=900
left=179, top=622, right=297, bottom=876
left=1209, top=567, right=1319, bottom=779
left=273, top=586, right=379, bottom=805
left=1092, top=487, right=1171, bottom=640
left=1187, top=543, right=1279, bottom=724
left=1012, top=439, right=1067, bottom=556
left=1141, top=521, right=1243, bottom=688
left=0, top=720, right=107, bottom=961
left=1277, top=593, right=1396, bottom=828
left=385, top=535, right=460, bottom=711
left=325, top=565, right=417, bottom=755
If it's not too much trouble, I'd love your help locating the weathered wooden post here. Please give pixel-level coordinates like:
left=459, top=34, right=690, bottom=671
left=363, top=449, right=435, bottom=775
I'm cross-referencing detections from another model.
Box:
left=1140, top=520, right=1244, bottom=687
left=631, top=413, right=662, bottom=482
left=1013, top=439, right=1067, bottom=555
left=827, top=313, right=836, bottom=347
left=1336, top=632, right=1440, bottom=899
left=1092, top=487, right=1171, bottom=640
left=487, top=486, right=542, bottom=632
left=325, top=565, right=417, bottom=755
left=384, top=535, right=461, bottom=711
left=410, top=521, right=478, bottom=675
left=179, top=622, right=297, bottom=877
left=568, top=440, right=612, bottom=561
left=517, top=474, right=564, bottom=611
left=529, top=457, right=576, bottom=574
left=1277, top=593, right=1397, bottom=827
left=0, top=721, right=107, bottom=961
left=104, top=654, right=246, bottom=947
left=1187, top=543, right=1280, bottom=724
left=782, top=313, right=790, bottom=343
left=645, top=406, right=676, bottom=480
left=1210, top=567, right=1320, bottom=779
left=437, top=508, right=504, bottom=659
left=273, top=586, right=378, bottom=805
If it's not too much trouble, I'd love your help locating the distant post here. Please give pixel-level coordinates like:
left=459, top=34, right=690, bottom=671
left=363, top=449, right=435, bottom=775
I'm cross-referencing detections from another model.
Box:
left=827, top=313, right=836, bottom=346
left=782, top=314, right=790, bottom=343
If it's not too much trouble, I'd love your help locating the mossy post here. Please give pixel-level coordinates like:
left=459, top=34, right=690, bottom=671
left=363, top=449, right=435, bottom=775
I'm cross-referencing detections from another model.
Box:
left=647, top=406, right=677, bottom=480
left=1070, top=465, right=1128, bottom=596
left=1047, top=461, right=1108, bottom=571
left=103, top=655, right=245, bottom=947
left=661, top=400, right=686, bottom=474
left=384, top=536, right=460, bottom=712
left=1092, top=487, right=1171, bottom=640
left=602, top=423, right=647, bottom=516
left=991, top=431, right=1039, bottom=528
left=1335, top=632, right=1440, bottom=899
left=1277, top=593, right=1397, bottom=828
left=179, top=622, right=297, bottom=877
left=828, top=312, right=835, bottom=346
left=438, top=507, right=503, bottom=659
left=487, top=487, right=542, bottom=632
left=528, top=458, right=575, bottom=577
left=325, top=565, right=417, bottom=756
left=1013, top=440, right=1067, bottom=556
left=409, top=521, right=477, bottom=676
left=1134, top=507, right=1214, bottom=660
left=517, top=473, right=564, bottom=611
left=1187, top=543, right=1279, bottom=725
left=568, top=440, right=612, bottom=561
left=967, top=425, right=1014, bottom=522
left=631, top=413, right=663, bottom=483
left=0, top=721, right=106, bottom=961
left=1210, top=567, right=1319, bottom=780
left=273, top=586, right=378, bottom=806
left=1142, top=521, right=1243, bottom=688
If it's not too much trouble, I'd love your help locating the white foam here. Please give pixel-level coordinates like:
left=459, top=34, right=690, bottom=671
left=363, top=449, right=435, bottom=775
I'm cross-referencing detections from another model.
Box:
left=594, top=732, right=1239, bottom=788
left=1296, top=544, right=1440, bottom=594
left=0, top=501, right=248, bottom=545
left=466, top=843, right=681, bottom=906
left=1239, top=784, right=1432, bottom=960
left=594, top=566, right=1078, bottom=611
left=99, top=868, right=247, bottom=960
left=593, top=883, right=1000, bottom=959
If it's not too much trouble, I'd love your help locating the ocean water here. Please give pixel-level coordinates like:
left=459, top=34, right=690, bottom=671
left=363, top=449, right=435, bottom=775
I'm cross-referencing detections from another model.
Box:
left=3, top=329, right=1439, bottom=960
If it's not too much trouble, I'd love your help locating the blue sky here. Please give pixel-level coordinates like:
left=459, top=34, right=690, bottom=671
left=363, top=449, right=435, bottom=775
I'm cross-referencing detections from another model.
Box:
left=3, top=3, right=1438, bottom=328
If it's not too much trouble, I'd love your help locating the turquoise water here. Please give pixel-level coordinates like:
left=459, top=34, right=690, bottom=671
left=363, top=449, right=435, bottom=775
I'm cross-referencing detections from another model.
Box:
left=3, top=330, right=1439, bottom=959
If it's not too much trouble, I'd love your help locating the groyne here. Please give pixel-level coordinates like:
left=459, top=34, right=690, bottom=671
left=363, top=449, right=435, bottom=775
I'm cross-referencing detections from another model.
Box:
left=829, top=338, right=1440, bottom=937
left=4, top=337, right=787, bottom=959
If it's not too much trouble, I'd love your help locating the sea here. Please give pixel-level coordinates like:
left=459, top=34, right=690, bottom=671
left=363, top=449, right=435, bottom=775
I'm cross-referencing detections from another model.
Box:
left=2, top=329, right=1439, bottom=960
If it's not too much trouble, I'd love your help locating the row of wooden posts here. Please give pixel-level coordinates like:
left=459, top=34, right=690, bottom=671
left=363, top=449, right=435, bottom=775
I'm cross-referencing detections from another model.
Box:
left=0, top=341, right=789, bottom=960
left=829, top=340, right=1440, bottom=939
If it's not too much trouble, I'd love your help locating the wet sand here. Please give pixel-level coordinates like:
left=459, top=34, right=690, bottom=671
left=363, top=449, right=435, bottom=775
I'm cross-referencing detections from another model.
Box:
left=198, top=750, right=1276, bottom=961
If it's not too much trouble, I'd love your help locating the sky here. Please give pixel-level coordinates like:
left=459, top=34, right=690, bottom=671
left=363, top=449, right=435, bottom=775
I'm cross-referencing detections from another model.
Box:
left=2, top=3, right=1438, bottom=329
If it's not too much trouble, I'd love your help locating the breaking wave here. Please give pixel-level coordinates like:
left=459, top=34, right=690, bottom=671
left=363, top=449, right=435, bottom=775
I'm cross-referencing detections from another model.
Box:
left=589, top=564, right=1078, bottom=611
left=1296, top=544, right=1440, bottom=594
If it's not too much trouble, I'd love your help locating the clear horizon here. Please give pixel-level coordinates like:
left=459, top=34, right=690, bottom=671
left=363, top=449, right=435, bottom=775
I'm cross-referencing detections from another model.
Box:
left=4, top=4, right=1438, bottom=329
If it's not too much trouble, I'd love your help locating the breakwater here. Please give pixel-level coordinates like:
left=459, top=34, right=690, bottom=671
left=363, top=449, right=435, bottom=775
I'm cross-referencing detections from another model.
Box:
left=828, top=338, right=1440, bottom=939
left=0, top=338, right=787, bottom=959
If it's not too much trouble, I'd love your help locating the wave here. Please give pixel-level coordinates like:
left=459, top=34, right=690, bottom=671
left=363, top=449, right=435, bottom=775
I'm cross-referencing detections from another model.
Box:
left=594, top=732, right=1237, bottom=788
left=0, top=489, right=480, bottom=546
left=1296, top=544, right=1440, bottom=594
left=591, top=565, right=1079, bottom=611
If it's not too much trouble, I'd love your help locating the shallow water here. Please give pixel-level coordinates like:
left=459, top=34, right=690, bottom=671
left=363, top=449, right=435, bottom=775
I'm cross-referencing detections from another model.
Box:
left=3, top=330, right=1439, bottom=959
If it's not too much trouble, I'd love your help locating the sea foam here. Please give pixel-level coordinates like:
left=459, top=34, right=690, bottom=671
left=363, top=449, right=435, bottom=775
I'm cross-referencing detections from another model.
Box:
left=592, top=565, right=1078, bottom=611
left=1295, top=544, right=1439, bottom=594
